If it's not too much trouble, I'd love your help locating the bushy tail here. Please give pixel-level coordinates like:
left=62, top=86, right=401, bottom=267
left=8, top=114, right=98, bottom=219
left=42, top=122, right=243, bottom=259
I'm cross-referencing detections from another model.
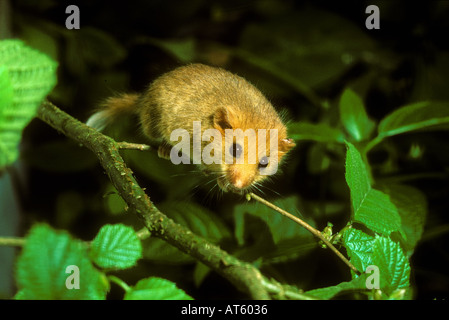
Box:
left=86, top=93, right=139, bottom=131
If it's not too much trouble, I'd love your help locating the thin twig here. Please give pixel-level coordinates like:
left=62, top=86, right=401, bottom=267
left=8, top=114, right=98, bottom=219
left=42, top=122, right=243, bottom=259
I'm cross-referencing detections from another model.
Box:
left=0, top=237, right=25, bottom=247
left=135, top=227, right=151, bottom=240
left=117, top=142, right=152, bottom=151
left=248, top=192, right=360, bottom=275
left=108, top=275, right=131, bottom=293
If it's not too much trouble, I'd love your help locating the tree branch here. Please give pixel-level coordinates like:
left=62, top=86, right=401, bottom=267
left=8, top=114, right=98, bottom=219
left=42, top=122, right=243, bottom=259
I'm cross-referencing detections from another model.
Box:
left=36, top=100, right=271, bottom=300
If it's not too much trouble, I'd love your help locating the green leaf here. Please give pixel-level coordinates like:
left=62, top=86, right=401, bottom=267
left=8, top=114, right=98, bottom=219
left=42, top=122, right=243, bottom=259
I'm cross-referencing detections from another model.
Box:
left=146, top=37, right=196, bottom=63
left=18, top=22, right=59, bottom=61
left=90, top=224, right=142, bottom=270
left=288, top=122, right=344, bottom=143
left=0, top=66, right=13, bottom=109
left=342, top=228, right=375, bottom=273
left=144, top=201, right=231, bottom=263
left=15, top=224, right=108, bottom=300
left=233, top=48, right=321, bottom=106
left=306, top=273, right=368, bottom=299
left=354, top=189, right=402, bottom=236
left=371, top=236, right=411, bottom=296
left=345, top=142, right=401, bottom=235
left=342, top=230, right=411, bottom=298
left=379, top=184, right=427, bottom=256
left=345, top=142, right=372, bottom=207
left=339, top=88, right=375, bottom=141
left=378, top=101, right=449, bottom=138
left=124, top=277, right=193, bottom=300
left=0, top=40, right=57, bottom=167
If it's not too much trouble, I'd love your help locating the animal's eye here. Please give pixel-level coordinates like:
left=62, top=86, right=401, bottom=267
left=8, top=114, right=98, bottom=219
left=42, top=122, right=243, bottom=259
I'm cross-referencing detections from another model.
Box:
left=230, top=143, right=243, bottom=158
left=259, top=156, right=269, bottom=168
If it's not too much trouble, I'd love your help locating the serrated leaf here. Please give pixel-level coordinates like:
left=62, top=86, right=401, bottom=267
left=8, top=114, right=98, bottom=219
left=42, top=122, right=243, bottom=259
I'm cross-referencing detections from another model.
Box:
left=124, top=277, right=193, bottom=300
left=288, top=122, right=344, bottom=143
left=0, top=66, right=13, bottom=108
left=345, top=142, right=371, bottom=207
left=355, top=189, right=402, bottom=236
left=378, top=101, right=449, bottom=138
left=15, top=224, right=107, bottom=300
left=371, top=236, right=411, bottom=296
left=343, top=230, right=411, bottom=298
left=0, top=65, right=16, bottom=165
left=345, top=142, right=401, bottom=235
left=306, top=273, right=368, bottom=299
left=342, top=228, right=375, bottom=273
left=339, top=88, right=375, bottom=142
left=379, top=184, right=427, bottom=256
left=90, top=224, right=142, bottom=270
left=0, top=40, right=57, bottom=168
left=144, top=201, right=231, bottom=263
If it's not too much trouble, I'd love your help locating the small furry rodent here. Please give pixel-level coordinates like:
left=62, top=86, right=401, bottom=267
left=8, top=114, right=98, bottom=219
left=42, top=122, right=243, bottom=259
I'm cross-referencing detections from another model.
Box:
left=87, top=63, right=295, bottom=193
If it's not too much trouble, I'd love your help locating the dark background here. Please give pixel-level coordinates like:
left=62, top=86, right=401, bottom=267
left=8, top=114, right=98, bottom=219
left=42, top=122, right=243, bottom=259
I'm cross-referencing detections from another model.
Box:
left=1, top=0, right=448, bottom=299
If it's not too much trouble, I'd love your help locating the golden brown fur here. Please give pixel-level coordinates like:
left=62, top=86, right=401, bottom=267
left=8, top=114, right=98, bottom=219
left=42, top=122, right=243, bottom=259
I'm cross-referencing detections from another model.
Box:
left=88, top=63, right=295, bottom=193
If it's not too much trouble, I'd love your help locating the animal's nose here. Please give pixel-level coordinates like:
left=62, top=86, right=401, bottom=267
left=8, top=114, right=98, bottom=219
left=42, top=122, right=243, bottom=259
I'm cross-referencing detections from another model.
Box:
left=231, top=175, right=253, bottom=190
left=228, top=165, right=254, bottom=190
left=233, top=179, right=245, bottom=189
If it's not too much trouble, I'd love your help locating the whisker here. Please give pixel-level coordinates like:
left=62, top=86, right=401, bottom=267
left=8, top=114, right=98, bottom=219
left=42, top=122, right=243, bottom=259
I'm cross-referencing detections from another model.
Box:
left=202, top=184, right=216, bottom=205
left=169, top=170, right=202, bottom=178
left=260, top=183, right=281, bottom=197
left=204, top=176, right=219, bottom=187
left=250, top=182, right=265, bottom=196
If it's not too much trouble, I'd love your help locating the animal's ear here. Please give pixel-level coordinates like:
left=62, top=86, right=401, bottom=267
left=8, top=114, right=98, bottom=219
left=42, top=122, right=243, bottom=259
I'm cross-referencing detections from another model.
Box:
left=280, top=138, right=296, bottom=152
left=212, top=107, right=234, bottom=133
